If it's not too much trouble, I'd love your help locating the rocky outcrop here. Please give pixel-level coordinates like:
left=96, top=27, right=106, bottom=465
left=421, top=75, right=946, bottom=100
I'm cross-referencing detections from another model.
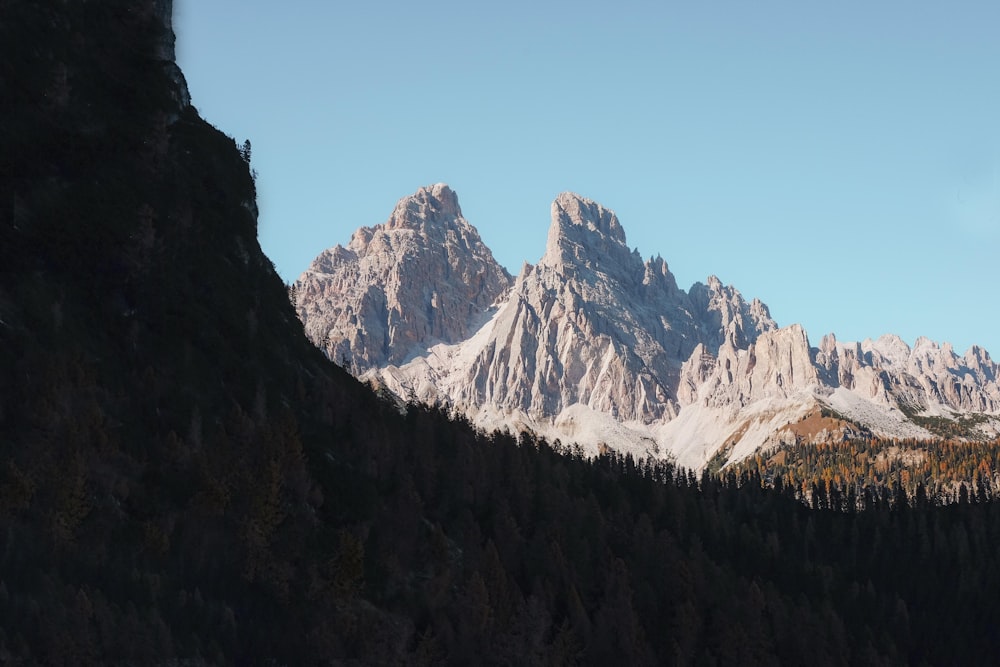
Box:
left=680, top=324, right=819, bottom=409
left=294, top=184, right=512, bottom=370
left=815, top=333, right=1000, bottom=414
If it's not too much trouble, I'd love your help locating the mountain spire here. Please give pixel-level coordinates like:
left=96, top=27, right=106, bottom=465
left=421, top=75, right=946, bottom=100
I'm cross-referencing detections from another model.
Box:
left=386, top=183, right=463, bottom=231
left=539, top=192, right=638, bottom=285
left=295, top=184, right=512, bottom=370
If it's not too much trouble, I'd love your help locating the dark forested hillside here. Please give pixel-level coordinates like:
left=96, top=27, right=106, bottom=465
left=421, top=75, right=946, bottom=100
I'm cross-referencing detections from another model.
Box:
left=2, top=2, right=1000, bottom=664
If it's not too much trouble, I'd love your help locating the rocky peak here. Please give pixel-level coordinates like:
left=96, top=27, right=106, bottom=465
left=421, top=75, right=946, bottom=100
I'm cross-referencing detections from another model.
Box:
left=748, top=298, right=772, bottom=325
left=540, top=193, right=635, bottom=277
left=967, top=345, right=992, bottom=363
left=819, top=332, right=838, bottom=356
left=864, top=334, right=912, bottom=367
left=965, top=345, right=997, bottom=380
left=689, top=276, right=777, bottom=351
left=744, top=324, right=818, bottom=396
left=386, top=183, right=463, bottom=232
left=642, top=255, right=679, bottom=292
left=295, top=184, right=512, bottom=371
left=553, top=192, right=627, bottom=242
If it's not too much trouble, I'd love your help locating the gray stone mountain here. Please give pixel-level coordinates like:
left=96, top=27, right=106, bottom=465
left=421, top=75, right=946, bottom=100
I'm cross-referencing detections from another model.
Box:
left=294, top=185, right=1000, bottom=469
left=294, top=183, right=512, bottom=371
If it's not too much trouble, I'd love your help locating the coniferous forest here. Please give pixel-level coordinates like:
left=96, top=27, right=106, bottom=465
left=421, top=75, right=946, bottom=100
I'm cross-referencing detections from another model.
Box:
left=729, top=434, right=1000, bottom=508
left=2, top=1, right=1000, bottom=664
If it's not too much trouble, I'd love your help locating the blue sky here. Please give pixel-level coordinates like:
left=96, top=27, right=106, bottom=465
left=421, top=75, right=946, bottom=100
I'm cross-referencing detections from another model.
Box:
left=176, top=0, right=1000, bottom=356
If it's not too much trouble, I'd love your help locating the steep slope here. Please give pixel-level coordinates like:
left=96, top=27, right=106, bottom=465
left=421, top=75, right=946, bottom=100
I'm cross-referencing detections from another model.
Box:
left=294, top=183, right=512, bottom=370
left=299, top=187, right=1000, bottom=468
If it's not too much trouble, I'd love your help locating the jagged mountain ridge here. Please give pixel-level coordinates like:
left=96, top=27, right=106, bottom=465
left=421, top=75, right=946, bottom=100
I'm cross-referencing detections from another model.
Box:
left=366, top=192, right=777, bottom=441
left=295, top=187, right=778, bottom=442
left=295, top=185, right=1000, bottom=468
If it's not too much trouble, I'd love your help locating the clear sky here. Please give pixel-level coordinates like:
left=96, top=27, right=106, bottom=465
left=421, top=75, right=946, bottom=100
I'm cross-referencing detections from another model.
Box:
left=175, top=0, right=1000, bottom=356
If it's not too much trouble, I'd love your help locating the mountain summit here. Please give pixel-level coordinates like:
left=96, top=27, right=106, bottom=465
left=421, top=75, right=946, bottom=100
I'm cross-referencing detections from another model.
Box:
left=385, top=182, right=463, bottom=230
left=296, top=184, right=512, bottom=370
left=540, top=192, right=633, bottom=274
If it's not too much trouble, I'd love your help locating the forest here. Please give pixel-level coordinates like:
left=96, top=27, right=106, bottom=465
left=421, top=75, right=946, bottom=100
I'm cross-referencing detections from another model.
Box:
left=729, top=434, right=1000, bottom=509
left=2, top=0, right=1000, bottom=663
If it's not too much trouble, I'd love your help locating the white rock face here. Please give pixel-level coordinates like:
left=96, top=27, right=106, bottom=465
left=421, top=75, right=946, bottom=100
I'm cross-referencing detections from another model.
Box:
left=816, top=333, right=1000, bottom=414
left=296, top=185, right=1000, bottom=468
left=293, top=184, right=512, bottom=370
left=680, top=324, right=819, bottom=409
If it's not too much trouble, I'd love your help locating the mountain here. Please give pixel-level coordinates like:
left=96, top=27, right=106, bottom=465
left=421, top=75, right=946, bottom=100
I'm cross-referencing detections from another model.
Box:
left=296, top=183, right=512, bottom=371
left=296, top=186, right=1000, bottom=468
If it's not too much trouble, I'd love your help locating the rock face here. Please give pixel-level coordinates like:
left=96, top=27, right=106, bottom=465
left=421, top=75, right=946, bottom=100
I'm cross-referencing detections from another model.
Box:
left=294, top=184, right=512, bottom=370
left=815, top=334, right=1000, bottom=414
left=296, top=186, right=1000, bottom=468
left=679, top=324, right=819, bottom=409
left=421, top=192, right=776, bottom=429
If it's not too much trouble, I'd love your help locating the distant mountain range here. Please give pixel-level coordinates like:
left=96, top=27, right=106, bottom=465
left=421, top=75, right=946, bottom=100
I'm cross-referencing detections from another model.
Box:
left=295, top=184, right=1000, bottom=468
